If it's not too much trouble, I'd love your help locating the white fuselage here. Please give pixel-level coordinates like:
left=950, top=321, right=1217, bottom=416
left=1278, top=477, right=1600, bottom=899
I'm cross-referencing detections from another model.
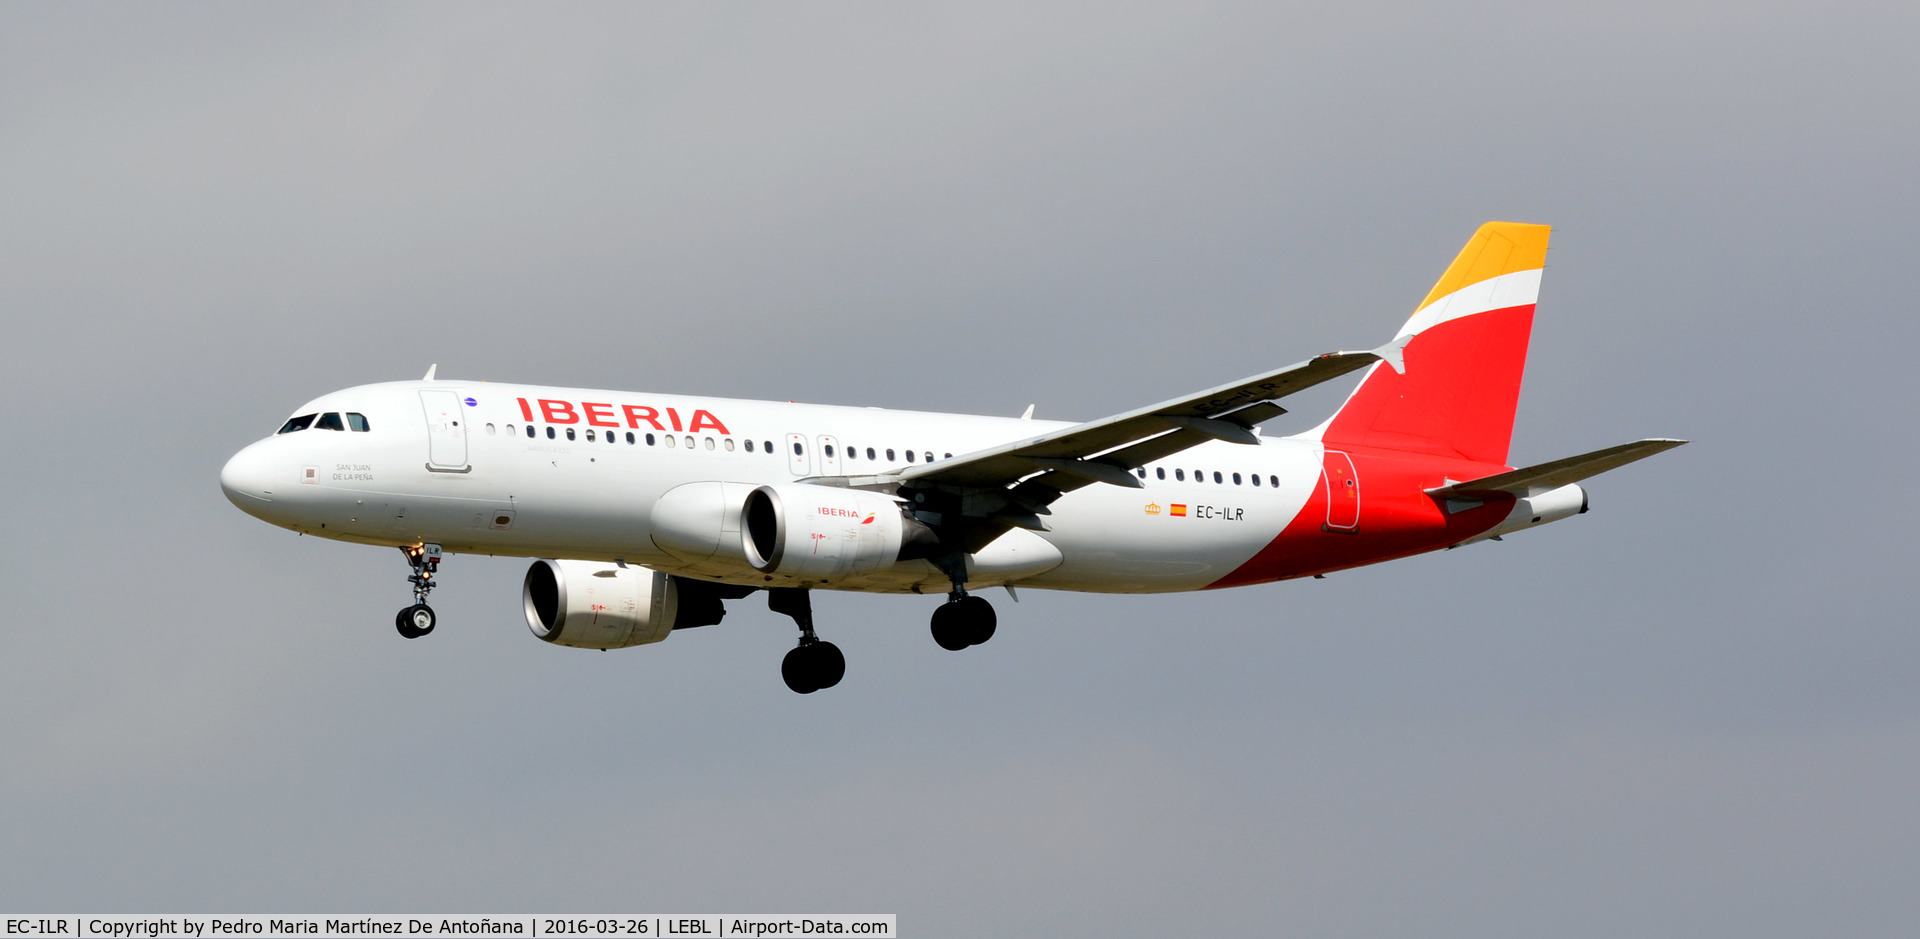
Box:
left=221, top=380, right=1327, bottom=594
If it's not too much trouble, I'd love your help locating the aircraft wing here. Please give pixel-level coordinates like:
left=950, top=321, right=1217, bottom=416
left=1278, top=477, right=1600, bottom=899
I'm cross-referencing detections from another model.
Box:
left=892, top=350, right=1383, bottom=534
left=1425, top=438, right=1688, bottom=500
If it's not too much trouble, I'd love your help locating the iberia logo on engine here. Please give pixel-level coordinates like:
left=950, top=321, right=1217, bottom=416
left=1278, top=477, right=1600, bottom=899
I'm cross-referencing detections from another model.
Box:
left=816, top=508, right=879, bottom=524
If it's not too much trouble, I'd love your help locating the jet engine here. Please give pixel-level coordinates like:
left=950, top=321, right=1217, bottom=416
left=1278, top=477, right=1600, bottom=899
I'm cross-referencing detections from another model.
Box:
left=741, top=484, right=912, bottom=580
left=523, top=558, right=678, bottom=649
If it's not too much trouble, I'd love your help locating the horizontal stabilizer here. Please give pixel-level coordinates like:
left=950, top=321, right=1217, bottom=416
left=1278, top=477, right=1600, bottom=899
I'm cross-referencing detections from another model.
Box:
left=1427, top=438, right=1687, bottom=500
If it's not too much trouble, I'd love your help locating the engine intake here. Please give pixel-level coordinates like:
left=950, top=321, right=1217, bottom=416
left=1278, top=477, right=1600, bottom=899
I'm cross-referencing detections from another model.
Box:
left=523, top=559, right=678, bottom=649
left=742, top=484, right=909, bottom=579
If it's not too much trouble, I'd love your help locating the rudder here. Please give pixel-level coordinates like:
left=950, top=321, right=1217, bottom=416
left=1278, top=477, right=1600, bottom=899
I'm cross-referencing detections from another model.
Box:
left=1318, top=222, right=1550, bottom=466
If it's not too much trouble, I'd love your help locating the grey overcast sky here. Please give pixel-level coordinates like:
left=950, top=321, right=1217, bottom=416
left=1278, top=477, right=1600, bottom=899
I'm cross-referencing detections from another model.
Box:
left=1, top=2, right=1915, bottom=935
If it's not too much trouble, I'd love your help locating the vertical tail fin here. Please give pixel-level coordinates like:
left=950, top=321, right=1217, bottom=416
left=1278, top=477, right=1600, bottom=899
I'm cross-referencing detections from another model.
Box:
left=1317, top=222, right=1550, bottom=466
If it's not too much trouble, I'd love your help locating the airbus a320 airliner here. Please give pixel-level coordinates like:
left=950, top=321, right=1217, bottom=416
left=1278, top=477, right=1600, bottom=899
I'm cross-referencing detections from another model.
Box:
left=221, top=222, right=1682, bottom=693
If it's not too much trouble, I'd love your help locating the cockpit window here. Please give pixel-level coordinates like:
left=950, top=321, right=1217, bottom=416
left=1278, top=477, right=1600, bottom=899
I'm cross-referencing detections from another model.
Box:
left=346, top=413, right=371, bottom=432
left=278, top=414, right=316, bottom=434
left=314, top=412, right=345, bottom=431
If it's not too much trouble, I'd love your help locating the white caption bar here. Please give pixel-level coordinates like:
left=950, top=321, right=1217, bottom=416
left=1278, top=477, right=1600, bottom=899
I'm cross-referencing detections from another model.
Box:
left=1, top=918, right=894, bottom=939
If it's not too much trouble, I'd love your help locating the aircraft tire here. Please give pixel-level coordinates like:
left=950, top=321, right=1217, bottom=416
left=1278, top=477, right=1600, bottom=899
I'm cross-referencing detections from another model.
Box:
left=930, top=603, right=972, bottom=651
left=958, top=595, right=997, bottom=645
left=814, top=641, right=846, bottom=689
left=782, top=645, right=821, bottom=694
left=397, top=603, right=435, bottom=639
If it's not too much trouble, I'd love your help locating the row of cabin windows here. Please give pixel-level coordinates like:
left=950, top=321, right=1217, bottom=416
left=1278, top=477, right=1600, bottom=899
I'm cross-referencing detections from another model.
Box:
left=279, top=412, right=371, bottom=434
left=819, top=444, right=952, bottom=463
left=485, top=422, right=765, bottom=452
left=481, top=423, right=955, bottom=465
left=1137, top=466, right=1280, bottom=488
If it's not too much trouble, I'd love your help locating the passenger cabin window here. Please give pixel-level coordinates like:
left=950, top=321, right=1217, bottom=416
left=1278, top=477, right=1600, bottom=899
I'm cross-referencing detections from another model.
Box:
left=1268, top=475, right=1279, bottom=487
left=724, top=438, right=735, bottom=452
left=1175, top=469, right=1185, bottom=481
left=886, top=449, right=896, bottom=461
left=867, top=447, right=876, bottom=460
left=526, top=425, right=536, bottom=438
left=906, top=450, right=916, bottom=463
left=346, top=413, right=371, bottom=432
left=647, top=433, right=657, bottom=446
left=763, top=440, right=774, bottom=454
left=278, top=414, right=317, bottom=434
left=566, top=428, right=576, bottom=441
left=1156, top=468, right=1166, bottom=480
left=1232, top=472, right=1242, bottom=485
left=586, top=429, right=596, bottom=442
left=1251, top=474, right=1261, bottom=487
left=626, top=432, right=636, bottom=444
left=745, top=440, right=755, bottom=453
left=485, top=423, right=496, bottom=435
left=314, top=412, right=345, bottom=431
left=546, top=427, right=556, bottom=439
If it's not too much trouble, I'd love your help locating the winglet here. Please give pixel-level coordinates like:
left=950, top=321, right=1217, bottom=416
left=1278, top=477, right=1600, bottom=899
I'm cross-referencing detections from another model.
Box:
left=422, top=364, right=438, bottom=381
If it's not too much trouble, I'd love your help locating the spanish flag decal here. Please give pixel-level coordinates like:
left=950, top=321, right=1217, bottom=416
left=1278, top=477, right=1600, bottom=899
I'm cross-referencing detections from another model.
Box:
left=1170, top=504, right=1188, bottom=517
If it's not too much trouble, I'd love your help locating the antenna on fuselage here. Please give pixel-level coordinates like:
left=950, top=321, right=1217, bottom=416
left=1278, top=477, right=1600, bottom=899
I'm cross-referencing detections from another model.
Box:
left=422, top=364, right=438, bottom=381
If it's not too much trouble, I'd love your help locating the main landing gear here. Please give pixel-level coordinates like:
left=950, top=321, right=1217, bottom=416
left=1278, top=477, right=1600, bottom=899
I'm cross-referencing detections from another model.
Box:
left=929, top=561, right=996, bottom=651
left=770, top=588, right=844, bottom=695
left=930, top=592, right=996, bottom=650
left=394, top=543, right=442, bottom=639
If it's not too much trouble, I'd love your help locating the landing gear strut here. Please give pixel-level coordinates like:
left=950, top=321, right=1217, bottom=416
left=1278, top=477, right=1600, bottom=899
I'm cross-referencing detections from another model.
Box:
left=929, top=562, right=996, bottom=651
left=394, top=543, right=442, bottom=639
left=769, top=588, right=844, bottom=694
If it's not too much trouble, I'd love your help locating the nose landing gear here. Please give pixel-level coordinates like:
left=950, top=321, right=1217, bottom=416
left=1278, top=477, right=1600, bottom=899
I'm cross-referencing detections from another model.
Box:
left=770, top=587, right=845, bottom=694
left=394, top=543, right=442, bottom=639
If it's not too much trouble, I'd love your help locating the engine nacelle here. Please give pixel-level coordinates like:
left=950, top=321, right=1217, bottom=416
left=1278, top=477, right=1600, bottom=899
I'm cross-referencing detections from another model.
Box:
left=523, top=559, right=678, bottom=650
left=742, top=484, right=908, bottom=579
left=650, top=481, right=758, bottom=565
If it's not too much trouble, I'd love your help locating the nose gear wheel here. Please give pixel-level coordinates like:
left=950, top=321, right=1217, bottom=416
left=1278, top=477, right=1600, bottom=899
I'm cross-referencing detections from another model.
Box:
left=394, top=544, right=443, bottom=639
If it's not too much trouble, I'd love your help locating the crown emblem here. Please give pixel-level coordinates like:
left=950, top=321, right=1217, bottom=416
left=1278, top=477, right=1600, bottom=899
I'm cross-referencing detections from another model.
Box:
left=1144, top=502, right=1162, bottom=515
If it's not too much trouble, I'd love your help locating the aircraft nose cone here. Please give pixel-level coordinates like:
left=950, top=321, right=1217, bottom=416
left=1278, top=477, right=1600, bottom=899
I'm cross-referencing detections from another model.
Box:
left=220, top=441, right=276, bottom=511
